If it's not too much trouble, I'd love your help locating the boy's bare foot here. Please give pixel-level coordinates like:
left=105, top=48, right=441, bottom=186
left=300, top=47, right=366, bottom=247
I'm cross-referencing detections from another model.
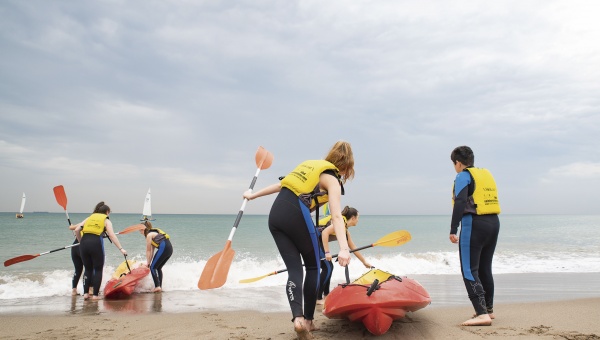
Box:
left=316, top=299, right=324, bottom=305
left=293, top=317, right=314, bottom=340
left=153, top=287, right=162, bottom=293
left=83, top=294, right=90, bottom=300
left=72, top=288, right=78, bottom=296
left=91, top=295, right=103, bottom=301
left=461, top=314, right=492, bottom=326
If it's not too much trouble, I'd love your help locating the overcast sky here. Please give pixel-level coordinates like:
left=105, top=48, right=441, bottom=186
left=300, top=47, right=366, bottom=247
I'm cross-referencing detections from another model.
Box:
left=1, top=1, right=599, bottom=216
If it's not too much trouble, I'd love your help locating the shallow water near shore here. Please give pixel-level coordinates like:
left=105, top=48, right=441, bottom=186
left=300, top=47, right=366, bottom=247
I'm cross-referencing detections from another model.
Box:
left=2, top=272, right=599, bottom=316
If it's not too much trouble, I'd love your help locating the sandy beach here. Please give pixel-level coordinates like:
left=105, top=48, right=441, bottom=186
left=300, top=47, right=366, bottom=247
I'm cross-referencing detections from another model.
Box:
left=1, top=297, right=598, bottom=340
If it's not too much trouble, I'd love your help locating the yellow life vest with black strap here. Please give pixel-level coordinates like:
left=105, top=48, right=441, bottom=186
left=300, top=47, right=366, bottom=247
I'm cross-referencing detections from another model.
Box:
left=148, top=228, right=170, bottom=248
left=82, top=213, right=108, bottom=236
left=464, top=167, right=501, bottom=215
left=317, top=215, right=348, bottom=241
left=280, top=160, right=343, bottom=210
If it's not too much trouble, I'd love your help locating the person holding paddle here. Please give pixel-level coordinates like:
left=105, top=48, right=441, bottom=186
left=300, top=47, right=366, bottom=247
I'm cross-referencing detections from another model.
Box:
left=72, top=202, right=127, bottom=300
left=317, top=206, right=371, bottom=305
left=449, top=146, right=501, bottom=326
left=140, top=220, right=173, bottom=293
left=243, top=140, right=354, bottom=340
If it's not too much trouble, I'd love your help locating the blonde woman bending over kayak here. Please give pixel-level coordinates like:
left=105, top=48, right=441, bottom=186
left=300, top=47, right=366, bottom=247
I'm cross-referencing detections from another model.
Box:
left=244, top=140, right=355, bottom=340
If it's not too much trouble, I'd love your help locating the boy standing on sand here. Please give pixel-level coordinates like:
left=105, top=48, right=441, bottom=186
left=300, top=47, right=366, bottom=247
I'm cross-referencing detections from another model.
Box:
left=449, top=146, right=501, bottom=326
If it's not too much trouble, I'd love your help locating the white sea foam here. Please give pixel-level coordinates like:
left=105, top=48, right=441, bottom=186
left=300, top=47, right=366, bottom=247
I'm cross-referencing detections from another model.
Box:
left=3, top=250, right=598, bottom=300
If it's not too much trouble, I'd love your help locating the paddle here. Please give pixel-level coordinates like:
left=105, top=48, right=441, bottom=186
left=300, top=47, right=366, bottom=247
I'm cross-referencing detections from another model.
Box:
left=53, top=185, right=71, bottom=226
left=3, top=224, right=145, bottom=267
left=239, top=230, right=412, bottom=284
left=198, top=146, right=274, bottom=290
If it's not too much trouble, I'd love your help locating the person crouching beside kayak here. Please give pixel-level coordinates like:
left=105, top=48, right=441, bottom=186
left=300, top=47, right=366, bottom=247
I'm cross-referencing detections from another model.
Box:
left=141, top=221, right=173, bottom=293
left=72, top=202, right=127, bottom=301
left=318, top=206, right=372, bottom=305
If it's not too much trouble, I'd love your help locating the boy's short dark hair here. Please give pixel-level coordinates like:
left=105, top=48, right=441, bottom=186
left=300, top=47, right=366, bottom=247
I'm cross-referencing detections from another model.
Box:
left=451, top=146, right=474, bottom=166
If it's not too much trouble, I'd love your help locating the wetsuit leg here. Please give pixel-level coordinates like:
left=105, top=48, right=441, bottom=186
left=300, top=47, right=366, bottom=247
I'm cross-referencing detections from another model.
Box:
left=80, top=234, right=105, bottom=296
left=478, top=214, right=500, bottom=313
left=269, top=189, right=320, bottom=321
left=150, top=239, right=173, bottom=288
left=323, top=265, right=333, bottom=296
left=71, top=240, right=84, bottom=290
left=318, top=258, right=333, bottom=299
left=458, top=214, right=500, bottom=315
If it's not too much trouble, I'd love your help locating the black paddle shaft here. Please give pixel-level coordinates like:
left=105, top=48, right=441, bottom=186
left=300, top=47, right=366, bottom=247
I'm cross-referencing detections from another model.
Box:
left=232, top=174, right=260, bottom=230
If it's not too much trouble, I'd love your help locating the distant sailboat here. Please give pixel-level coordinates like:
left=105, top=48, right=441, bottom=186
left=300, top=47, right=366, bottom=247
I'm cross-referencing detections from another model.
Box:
left=16, top=193, right=26, bottom=218
left=141, top=188, right=155, bottom=221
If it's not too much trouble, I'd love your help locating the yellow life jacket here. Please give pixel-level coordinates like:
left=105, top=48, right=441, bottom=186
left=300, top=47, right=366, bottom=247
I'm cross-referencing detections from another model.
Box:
left=317, top=215, right=348, bottom=241
left=82, top=213, right=108, bottom=236
left=148, top=228, right=170, bottom=248
left=465, top=167, right=501, bottom=215
left=280, top=160, right=341, bottom=210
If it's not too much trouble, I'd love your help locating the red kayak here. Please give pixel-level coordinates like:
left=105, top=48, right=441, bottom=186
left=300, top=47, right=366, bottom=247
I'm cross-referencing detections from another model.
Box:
left=323, top=268, right=431, bottom=335
left=104, top=265, right=150, bottom=299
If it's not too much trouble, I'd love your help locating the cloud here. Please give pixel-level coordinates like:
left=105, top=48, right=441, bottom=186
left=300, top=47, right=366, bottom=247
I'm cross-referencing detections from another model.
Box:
left=543, top=162, right=600, bottom=182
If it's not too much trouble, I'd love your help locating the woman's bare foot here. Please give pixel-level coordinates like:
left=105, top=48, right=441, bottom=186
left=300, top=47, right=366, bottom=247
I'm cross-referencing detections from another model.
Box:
left=72, top=288, right=78, bottom=296
left=83, top=294, right=90, bottom=300
left=153, top=287, right=162, bottom=293
left=461, top=314, right=492, bottom=326
left=473, top=312, right=495, bottom=319
left=305, top=319, right=319, bottom=331
left=293, top=317, right=314, bottom=340
left=316, top=299, right=324, bottom=305
left=91, top=295, right=103, bottom=301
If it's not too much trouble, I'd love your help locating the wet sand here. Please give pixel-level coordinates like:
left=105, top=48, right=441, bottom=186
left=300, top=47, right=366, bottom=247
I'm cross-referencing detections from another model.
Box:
left=1, top=272, right=600, bottom=339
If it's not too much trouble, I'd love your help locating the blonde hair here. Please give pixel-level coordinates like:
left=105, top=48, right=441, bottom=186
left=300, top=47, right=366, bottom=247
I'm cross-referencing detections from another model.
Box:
left=143, top=220, right=153, bottom=236
left=325, top=140, right=355, bottom=183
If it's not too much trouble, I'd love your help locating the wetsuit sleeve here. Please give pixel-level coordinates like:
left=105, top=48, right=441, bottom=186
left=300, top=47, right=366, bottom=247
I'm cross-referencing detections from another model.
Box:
left=450, top=171, right=471, bottom=234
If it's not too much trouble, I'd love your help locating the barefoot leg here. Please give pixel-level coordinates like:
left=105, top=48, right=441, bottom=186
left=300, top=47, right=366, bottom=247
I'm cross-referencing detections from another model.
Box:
left=294, top=317, right=314, bottom=340
left=461, top=314, right=492, bottom=326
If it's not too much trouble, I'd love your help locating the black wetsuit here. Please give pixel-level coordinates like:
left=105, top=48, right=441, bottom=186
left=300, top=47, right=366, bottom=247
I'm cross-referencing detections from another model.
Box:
left=269, top=187, right=322, bottom=321
left=451, top=168, right=500, bottom=316
left=317, top=258, right=333, bottom=300
left=71, top=238, right=84, bottom=290
left=149, top=238, right=173, bottom=288
left=79, top=233, right=105, bottom=296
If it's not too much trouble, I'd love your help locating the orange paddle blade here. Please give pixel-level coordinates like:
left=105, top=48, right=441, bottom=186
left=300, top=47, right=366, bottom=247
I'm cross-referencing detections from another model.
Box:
left=255, top=146, right=274, bottom=170
left=198, top=241, right=235, bottom=290
left=4, top=254, right=39, bottom=267
left=53, top=185, right=67, bottom=210
left=116, top=224, right=145, bottom=235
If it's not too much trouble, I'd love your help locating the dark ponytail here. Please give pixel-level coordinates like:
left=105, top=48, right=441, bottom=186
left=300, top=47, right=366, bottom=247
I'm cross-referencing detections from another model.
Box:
left=341, top=206, right=358, bottom=220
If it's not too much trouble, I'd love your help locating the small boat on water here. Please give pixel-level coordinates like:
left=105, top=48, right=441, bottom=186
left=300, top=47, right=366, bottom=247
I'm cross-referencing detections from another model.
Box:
left=140, top=188, right=155, bottom=221
left=323, top=268, right=431, bottom=335
left=16, top=193, right=26, bottom=218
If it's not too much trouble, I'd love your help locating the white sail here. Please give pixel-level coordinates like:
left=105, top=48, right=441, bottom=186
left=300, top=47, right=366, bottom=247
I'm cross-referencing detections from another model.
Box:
left=141, top=188, right=152, bottom=220
left=19, top=193, right=26, bottom=214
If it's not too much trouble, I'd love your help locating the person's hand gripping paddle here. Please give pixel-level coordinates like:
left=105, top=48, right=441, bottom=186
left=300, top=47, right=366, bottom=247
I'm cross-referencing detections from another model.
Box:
left=198, top=146, right=273, bottom=290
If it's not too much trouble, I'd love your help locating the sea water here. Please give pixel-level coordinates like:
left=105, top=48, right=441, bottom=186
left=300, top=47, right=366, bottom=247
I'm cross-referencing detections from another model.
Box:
left=1, top=213, right=599, bottom=313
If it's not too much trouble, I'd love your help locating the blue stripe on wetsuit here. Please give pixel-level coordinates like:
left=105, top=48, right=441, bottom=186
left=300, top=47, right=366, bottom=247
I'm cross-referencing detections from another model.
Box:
left=454, top=171, right=475, bottom=281
left=459, top=214, right=474, bottom=281
left=299, top=200, right=321, bottom=294
left=151, top=242, right=166, bottom=275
